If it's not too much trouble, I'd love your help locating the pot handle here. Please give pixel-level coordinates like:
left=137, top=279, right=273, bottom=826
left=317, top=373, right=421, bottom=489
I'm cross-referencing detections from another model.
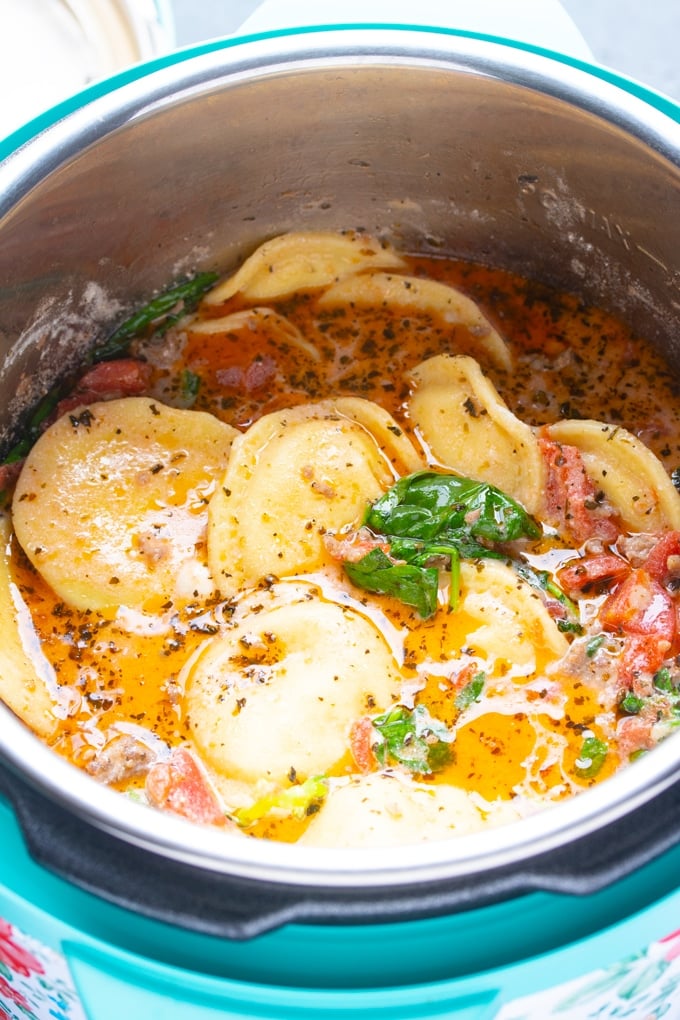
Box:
left=3, top=753, right=680, bottom=940
left=234, top=0, right=593, bottom=60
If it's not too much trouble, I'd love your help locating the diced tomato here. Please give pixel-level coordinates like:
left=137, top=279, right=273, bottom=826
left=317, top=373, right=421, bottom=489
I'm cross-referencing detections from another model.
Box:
left=145, top=746, right=226, bottom=827
left=643, top=530, right=680, bottom=585
left=558, top=553, right=630, bottom=596
left=448, top=661, right=479, bottom=694
left=620, top=633, right=671, bottom=694
left=600, top=568, right=675, bottom=639
left=600, top=568, right=675, bottom=692
left=538, top=433, right=620, bottom=545
left=76, top=358, right=152, bottom=396
left=349, top=717, right=377, bottom=773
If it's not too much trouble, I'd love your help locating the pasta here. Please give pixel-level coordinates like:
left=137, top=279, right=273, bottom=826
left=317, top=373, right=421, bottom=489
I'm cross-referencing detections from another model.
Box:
left=546, top=419, right=680, bottom=532
left=208, top=398, right=423, bottom=597
left=318, top=273, right=512, bottom=370
left=406, top=354, right=544, bottom=514
left=204, top=230, right=406, bottom=304
left=0, top=515, right=58, bottom=738
left=2, top=230, right=680, bottom=847
left=185, top=584, right=402, bottom=787
left=298, top=773, right=523, bottom=848
left=12, top=397, right=237, bottom=611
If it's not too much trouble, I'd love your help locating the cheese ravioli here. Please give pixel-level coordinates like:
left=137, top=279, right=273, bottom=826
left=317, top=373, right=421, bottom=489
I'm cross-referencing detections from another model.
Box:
left=12, top=397, right=237, bottom=612
left=208, top=399, right=423, bottom=596
left=184, top=585, right=402, bottom=786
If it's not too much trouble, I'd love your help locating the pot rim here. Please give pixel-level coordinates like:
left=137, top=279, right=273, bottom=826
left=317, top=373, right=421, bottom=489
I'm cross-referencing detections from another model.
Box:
left=1, top=25, right=679, bottom=890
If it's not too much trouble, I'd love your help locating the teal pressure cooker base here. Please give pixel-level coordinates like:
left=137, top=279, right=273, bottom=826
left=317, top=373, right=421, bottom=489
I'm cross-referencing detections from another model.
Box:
left=2, top=795, right=680, bottom=1018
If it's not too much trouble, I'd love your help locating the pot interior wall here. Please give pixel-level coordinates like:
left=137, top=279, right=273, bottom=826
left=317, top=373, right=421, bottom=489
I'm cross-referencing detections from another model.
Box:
left=0, top=57, right=678, bottom=447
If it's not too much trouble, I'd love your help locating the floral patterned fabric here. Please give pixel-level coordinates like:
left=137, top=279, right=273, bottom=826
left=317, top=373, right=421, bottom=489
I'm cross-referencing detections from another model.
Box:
left=0, top=919, right=84, bottom=1020
left=1, top=913, right=680, bottom=1019
left=498, top=929, right=680, bottom=1020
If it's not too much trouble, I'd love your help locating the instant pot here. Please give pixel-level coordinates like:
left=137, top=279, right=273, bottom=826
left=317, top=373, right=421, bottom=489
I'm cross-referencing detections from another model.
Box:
left=1, top=3, right=679, bottom=1017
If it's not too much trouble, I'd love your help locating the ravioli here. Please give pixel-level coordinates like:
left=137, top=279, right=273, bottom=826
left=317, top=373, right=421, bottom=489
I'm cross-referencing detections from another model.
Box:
left=204, top=231, right=405, bottom=304
left=298, top=772, right=522, bottom=848
left=458, top=560, right=569, bottom=672
left=208, top=398, right=424, bottom=596
left=186, top=307, right=321, bottom=361
left=0, top=514, right=58, bottom=737
left=406, top=355, right=544, bottom=515
left=12, top=397, right=237, bottom=612
left=184, top=587, right=402, bottom=786
left=319, top=273, right=511, bottom=370
left=547, top=419, right=680, bottom=532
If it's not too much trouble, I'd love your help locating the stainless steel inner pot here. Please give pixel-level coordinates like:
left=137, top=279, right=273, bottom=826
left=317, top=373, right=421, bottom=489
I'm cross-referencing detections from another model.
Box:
left=0, top=27, right=679, bottom=935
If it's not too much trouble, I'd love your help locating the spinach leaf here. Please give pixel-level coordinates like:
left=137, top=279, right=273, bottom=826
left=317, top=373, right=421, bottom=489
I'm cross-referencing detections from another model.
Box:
left=92, top=271, right=219, bottom=361
left=454, top=672, right=486, bottom=710
left=344, top=470, right=542, bottom=618
left=344, top=548, right=439, bottom=618
left=366, top=470, right=540, bottom=546
left=371, top=704, right=454, bottom=774
left=515, top=563, right=580, bottom=628
left=586, top=634, right=606, bottom=658
left=620, top=692, right=645, bottom=715
left=575, top=735, right=608, bottom=779
left=653, top=666, right=675, bottom=693
left=180, top=369, right=201, bottom=406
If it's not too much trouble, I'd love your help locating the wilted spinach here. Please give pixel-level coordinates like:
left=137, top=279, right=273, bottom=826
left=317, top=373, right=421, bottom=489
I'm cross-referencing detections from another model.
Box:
left=344, top=470, right=541, bottom=618
left=371, top=704, right=454, bottom=775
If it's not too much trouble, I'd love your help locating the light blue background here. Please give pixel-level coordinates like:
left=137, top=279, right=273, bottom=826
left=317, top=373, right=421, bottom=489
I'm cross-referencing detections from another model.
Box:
left=170, top=1, right=680, bottom=102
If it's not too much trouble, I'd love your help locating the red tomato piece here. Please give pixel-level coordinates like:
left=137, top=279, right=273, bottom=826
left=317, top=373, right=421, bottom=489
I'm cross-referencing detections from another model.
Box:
left=146, top=746, right=226, bottom=827
left=0, top=460, right=22, bottom=492
left=620, top=633, right=670, bottom=693
left=558, top=553, right=630, bottom=596
left=538, top=434, right=620, bottom=545
left=75, top=358, right=152, bottom=396
left=600, top=568, right=676, bottom=640
left=600, top=568, right=676, bottom=692
left=449, top=661, right=479, bottom=694
left=349, top=717, right=377, bottom=773
left=643, top=530, right=680, bottom=584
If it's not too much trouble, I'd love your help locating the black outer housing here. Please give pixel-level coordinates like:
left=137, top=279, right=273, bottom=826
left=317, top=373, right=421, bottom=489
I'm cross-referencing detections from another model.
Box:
left=2, top=758, right=680, bottom=940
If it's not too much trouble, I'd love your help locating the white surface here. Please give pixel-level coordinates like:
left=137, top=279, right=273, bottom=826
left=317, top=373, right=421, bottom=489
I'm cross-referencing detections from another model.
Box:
left=235, top=0, right=592, bottom=60
left=0, top=0, right=98, bottom=137
left=0, top=0, right=173, bottom=139
left=172, top=0, right=680, bottom=102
